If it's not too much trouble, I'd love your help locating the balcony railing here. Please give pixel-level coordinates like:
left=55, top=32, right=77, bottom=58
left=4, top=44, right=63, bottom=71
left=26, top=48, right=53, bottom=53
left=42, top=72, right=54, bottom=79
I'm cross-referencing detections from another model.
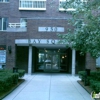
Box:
left=19, top=0, right=46, bottom=10
left=9, top=23, right=27, bottom=28
left=7, top=23, right=27, bottom=32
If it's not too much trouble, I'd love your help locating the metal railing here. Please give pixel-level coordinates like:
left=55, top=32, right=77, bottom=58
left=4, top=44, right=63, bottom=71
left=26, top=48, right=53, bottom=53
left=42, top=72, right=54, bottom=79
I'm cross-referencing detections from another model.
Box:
left=9, top=23, right=27, bottom=28
left=19, top=0, right=46, bottom=10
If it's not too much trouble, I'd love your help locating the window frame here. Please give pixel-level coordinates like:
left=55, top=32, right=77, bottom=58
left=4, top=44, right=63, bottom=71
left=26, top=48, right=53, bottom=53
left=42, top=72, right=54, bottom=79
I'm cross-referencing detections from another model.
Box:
left=0, top=0, right=9, bottom=3
left=19, top=0, right=46, bottom=10
left=0, top=17, right=8, bottom=31
left=20, top=18, right=27, bottom=27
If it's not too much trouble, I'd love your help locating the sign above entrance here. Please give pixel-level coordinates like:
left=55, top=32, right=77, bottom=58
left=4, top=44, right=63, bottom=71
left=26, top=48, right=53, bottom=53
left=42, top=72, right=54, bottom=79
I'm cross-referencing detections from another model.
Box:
left=38, top=27, right=64, bottom=32
left=15, top=39, right=67, bottom=48
left=28, top=39, right=58, bottom=44
left=15, top=39, right=60, bottom=45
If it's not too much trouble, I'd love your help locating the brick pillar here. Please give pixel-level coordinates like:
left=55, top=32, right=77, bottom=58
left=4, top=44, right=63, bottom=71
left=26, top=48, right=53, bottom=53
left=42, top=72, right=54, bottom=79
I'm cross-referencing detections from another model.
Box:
left=85, top=53, right=96, bottom=71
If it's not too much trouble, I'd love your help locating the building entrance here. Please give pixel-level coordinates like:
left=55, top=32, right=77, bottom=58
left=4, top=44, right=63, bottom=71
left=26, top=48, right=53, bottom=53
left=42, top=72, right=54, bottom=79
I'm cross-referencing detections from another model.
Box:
left=38, top=50, right=60, bottom=72
left=44, top=53, right=60, bottom=72
left=37, top=49, right=68, bottom=72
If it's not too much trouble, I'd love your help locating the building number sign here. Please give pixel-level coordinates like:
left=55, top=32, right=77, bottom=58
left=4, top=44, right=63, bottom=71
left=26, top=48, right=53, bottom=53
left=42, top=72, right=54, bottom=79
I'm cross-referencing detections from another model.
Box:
left=45, top=27, right=57, bottom=32
left=38, top=27, right=64, bottom=32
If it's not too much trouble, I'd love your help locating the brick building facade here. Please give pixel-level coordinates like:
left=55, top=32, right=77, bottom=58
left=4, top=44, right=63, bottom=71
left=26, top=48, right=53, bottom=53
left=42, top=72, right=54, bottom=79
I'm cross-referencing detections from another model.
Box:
left=0, top=0, right=96, bottom=74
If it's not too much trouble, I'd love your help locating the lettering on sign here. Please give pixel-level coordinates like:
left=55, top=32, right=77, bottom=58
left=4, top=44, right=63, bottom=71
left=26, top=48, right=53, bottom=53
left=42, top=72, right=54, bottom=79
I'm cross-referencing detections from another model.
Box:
left=38, top=27, right=64, bottom=32
left=28, top=39, right=57, bottom=45
left=45, top=27, right=57, bottom=32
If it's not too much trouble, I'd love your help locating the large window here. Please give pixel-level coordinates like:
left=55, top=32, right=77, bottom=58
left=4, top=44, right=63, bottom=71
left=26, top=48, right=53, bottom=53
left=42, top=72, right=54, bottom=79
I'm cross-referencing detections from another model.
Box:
left=19, top=0, right=46, bottom=10
left=0, top=0, right=9, bottom=2
left=0, top=18, right=8, bottom=31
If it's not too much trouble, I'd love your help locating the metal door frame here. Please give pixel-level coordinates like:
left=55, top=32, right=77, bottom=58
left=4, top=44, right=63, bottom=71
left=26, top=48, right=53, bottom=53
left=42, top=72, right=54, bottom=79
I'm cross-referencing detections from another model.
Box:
left=44, top=53, right=60, bottom=72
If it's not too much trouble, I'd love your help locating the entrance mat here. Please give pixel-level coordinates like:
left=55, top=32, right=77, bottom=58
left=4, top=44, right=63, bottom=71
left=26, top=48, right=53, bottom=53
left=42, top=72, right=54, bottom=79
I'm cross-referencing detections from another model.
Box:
left=0, top=79, right=25, bottom=100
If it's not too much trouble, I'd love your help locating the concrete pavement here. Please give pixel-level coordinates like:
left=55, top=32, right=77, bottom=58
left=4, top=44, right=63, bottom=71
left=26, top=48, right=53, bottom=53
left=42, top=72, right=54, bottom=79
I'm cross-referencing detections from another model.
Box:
left=3, top=73, right=92, bottom=100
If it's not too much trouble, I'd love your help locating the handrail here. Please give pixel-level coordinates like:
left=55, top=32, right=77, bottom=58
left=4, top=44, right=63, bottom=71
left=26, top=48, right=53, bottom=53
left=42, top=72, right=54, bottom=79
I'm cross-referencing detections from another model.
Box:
left=9, top=23, right=27, bottom=28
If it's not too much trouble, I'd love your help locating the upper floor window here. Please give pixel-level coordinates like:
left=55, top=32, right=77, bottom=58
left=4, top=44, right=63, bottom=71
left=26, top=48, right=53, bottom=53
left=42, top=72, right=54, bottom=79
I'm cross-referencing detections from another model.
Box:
left=20, top=18, right=27, bottom=27
left=0, top=18, right=8, bottom=31
left=19, top=0, right=46, bottom=10
left=0, top=0, right=9, bottom=3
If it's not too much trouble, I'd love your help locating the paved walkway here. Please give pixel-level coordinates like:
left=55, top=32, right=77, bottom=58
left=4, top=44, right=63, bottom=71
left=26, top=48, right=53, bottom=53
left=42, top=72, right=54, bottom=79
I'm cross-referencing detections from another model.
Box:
left=3, top=73, right=91, bottom=100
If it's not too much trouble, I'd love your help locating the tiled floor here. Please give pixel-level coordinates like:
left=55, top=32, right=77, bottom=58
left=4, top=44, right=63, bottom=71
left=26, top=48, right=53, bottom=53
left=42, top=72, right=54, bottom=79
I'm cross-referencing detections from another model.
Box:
left=3, top=73, right=92, bottom=100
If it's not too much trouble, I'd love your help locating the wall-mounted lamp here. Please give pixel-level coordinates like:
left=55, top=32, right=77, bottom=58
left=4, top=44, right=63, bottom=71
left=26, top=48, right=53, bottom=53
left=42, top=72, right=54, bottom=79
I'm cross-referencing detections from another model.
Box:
left=8, top=46, right=12, bottom=54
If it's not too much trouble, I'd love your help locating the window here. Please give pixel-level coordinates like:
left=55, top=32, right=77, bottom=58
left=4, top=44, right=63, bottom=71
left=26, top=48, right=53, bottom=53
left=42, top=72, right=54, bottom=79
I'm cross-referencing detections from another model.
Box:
left=96, top=57, right=100, bottom=67
left=0, top=0, right=9, bottom=2
left=0, top=45, right=6, bottom=69
left=0, top=18, right=8, bottom=31
left=19, top=0, right=46, bottom=10
left=20, top=18, right=27, bottom=27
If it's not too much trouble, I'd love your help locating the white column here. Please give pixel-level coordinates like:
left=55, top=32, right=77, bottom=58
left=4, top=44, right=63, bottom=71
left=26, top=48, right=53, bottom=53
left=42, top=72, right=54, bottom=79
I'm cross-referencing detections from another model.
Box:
left=72, top=49, right=76, bottom=75
left=28, top=45, right=32, bottom=74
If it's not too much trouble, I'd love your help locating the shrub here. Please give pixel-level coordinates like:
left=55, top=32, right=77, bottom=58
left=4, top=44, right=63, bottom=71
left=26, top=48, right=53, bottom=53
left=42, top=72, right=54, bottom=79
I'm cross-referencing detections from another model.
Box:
left=78, top=70, right=100, bottom=93
left=78, top=71, right=85, bottom=81
left=0, top=72, right=13, bottom=92
left=89, top=80, right=100, bottom=93
left=0, top=70, right=19, bottom=92
left=0, top=69, right=25, bottom=92
left=18, top=70, right=25, bottom=78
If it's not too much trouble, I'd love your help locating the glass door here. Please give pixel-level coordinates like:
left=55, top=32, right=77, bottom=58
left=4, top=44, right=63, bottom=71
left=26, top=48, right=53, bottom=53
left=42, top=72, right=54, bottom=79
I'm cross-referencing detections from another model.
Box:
left=44, top=53, right=52, bottom=71
left=44, top=53, right=60, bottom=72
left=52, top=54, right=59, bottom=70
left=37, top=49, right=68, bottom=72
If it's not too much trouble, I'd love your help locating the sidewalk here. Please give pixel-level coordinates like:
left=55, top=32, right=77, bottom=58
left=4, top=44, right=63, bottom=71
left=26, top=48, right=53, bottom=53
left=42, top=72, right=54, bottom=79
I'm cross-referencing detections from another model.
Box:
left=3, top=73, right=92, bottom=100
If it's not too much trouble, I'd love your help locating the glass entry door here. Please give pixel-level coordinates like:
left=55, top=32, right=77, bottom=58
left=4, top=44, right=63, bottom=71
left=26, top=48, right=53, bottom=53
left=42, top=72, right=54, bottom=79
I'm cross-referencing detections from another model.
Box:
left=44, top=53, right=60, bottom=72
left=38, top=49, right=68, bottom=72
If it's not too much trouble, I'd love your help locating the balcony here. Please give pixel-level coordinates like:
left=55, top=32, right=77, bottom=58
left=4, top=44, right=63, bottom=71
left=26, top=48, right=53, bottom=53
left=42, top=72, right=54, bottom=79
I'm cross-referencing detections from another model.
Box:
left=7, top=23, right=27, bottom=32
left=19, top=0, right=46, bottom=10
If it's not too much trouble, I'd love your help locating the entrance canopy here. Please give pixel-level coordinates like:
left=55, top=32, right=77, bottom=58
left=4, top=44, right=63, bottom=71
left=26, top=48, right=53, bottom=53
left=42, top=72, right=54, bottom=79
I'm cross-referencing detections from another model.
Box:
left=15, top=39, right=76, bottom=75
left=15, top=39, right=67, bottom=49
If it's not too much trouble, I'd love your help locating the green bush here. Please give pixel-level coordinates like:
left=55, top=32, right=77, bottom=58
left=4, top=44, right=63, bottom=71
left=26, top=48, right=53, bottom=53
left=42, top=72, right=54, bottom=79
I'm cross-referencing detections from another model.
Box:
left=95, top=83, right=100, bottom=93
left=18, top=70, right=25, bottom=78
left=0, top=72, right=13, bottom=92
left=12, top=73, right=19, bottom=84
left=0, top=70, right=19, bottom=92
left=0, top=69, right=25, bottom=92
left=78, top=71, right=85, bottom=81
left=78, top=70, right=100, bottom=93
left=95, top=71, right=100, bottom=81
left=89, top=80, right=100, bottom=93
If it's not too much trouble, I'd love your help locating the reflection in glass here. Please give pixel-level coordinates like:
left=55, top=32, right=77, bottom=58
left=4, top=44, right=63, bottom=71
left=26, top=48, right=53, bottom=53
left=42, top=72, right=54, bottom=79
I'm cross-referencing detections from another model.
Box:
left=38, top=53, right=44, bottom=70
